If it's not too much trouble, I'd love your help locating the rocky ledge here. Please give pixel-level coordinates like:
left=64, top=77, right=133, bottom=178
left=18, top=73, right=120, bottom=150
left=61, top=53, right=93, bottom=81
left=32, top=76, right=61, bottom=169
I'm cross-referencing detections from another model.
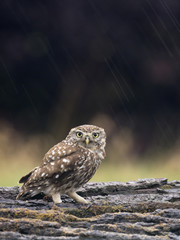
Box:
left=0, top=178, right=180, bottom=239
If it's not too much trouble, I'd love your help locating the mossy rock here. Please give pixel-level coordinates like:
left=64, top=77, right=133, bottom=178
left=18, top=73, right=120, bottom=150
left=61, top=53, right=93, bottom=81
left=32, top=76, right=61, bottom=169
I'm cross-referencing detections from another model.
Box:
left=0, top=179, right=180, bottom=239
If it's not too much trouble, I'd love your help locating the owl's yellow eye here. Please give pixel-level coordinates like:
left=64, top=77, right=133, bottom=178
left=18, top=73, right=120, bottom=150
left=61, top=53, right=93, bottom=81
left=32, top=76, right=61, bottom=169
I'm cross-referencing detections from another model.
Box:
left=92, top=132, right=99, bottom=138
left=76, top=131, right=83, bottom=138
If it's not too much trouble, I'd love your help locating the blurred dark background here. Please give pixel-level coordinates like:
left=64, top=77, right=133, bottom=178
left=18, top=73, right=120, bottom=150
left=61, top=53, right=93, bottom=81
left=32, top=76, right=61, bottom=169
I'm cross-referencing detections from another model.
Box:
left=0, top=0, right=180, bottom=185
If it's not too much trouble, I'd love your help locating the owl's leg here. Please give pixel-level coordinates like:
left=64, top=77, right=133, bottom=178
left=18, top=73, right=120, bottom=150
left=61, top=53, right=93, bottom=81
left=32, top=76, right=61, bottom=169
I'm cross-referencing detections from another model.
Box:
left=52, top=193, right=62, bottom=204
left=68, top=191, right=90, bottom=204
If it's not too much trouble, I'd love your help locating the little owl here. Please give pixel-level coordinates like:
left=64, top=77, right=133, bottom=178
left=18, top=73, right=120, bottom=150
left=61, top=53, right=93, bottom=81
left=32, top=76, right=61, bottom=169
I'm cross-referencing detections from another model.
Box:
left=17, top=124, right=106, bottom=204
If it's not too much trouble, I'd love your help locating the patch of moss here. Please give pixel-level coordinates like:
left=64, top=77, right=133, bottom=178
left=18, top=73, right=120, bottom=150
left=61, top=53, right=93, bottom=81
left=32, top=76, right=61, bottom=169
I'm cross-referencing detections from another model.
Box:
left=160, top=185, right=173, bottom=190
left=64, top=200, right=180, bottom=218
left=64, top=204, right=123, bottom=218
left=0, top=208, right=78, bottom=224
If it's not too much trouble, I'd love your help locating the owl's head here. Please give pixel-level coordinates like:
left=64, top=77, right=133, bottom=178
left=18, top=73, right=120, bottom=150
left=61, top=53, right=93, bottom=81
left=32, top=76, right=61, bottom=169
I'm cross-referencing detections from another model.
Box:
left=66, top=124, right=106, bottom=151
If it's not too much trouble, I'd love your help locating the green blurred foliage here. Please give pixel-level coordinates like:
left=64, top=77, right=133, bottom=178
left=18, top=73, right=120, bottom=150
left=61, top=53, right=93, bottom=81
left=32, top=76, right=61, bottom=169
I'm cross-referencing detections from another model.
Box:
left=0, top=121, right=179, bottom=187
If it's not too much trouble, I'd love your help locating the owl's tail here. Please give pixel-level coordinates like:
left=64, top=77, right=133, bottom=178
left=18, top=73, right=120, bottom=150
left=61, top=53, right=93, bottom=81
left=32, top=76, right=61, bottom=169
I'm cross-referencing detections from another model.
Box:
left=16, top=167, right=40, bottom=200
left=16, top=188, right=38, bottom=200
left=16, top=190, right=27, bottom=200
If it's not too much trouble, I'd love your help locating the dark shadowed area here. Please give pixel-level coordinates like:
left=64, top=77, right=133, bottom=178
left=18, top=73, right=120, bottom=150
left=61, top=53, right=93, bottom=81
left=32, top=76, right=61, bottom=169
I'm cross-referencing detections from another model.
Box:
left=0, top=0, right=180, bottom=185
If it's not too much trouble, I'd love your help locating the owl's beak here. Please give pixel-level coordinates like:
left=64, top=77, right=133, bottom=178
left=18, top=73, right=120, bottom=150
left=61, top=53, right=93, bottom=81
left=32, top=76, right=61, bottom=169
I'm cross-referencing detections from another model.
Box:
left=85, top=137, right=90, bottom=146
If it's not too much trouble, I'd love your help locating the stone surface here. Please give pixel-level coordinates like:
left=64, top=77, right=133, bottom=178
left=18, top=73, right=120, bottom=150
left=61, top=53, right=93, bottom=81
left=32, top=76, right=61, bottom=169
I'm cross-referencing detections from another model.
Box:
left=0, top=178, right=180, bottom=239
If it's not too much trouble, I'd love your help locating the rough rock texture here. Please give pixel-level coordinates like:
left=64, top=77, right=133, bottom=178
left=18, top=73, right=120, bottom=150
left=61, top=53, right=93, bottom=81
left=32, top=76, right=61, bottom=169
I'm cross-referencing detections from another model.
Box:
left=0, top=178, right=180, bottom=239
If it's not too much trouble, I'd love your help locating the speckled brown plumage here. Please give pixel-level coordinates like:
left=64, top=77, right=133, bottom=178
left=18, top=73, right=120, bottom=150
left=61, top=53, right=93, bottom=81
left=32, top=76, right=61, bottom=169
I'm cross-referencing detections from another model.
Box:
left=17, top=125, right=106, bottom=204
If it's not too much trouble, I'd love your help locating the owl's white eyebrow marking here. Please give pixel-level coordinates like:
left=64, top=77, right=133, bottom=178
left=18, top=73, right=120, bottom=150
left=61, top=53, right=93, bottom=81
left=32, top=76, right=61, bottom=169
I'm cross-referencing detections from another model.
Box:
left=50, top=162, right=55, bottom=165
left=55, top=174, right=59, bottom=178
left=41, top=172, right=45, bottom=177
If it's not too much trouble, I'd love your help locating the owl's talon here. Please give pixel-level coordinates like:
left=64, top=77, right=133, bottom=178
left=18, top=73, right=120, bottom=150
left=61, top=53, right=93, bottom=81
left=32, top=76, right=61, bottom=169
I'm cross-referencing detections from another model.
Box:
left=84, top=203, right=92, bottom=210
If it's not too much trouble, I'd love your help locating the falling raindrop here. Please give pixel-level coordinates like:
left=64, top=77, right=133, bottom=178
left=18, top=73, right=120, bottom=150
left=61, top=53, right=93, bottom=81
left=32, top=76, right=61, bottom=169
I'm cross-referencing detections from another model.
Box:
left=22, top=85, right=39, bottom=116
left=142, top=7, right=173, bottom=58
left=0, top=58, right=18, bottom=94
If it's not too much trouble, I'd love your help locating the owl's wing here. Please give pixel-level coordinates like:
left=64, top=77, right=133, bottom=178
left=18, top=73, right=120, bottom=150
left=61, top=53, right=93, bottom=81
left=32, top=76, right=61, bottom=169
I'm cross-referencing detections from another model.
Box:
left=18, top=167, right=39, bottom=183
left=17, top=142, right=83, bottom=199
left=40, top=142, right=82, bottom=178
left=25, top=142, right=83, bottom=185
left=42, top=141, right=78, bottom=166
